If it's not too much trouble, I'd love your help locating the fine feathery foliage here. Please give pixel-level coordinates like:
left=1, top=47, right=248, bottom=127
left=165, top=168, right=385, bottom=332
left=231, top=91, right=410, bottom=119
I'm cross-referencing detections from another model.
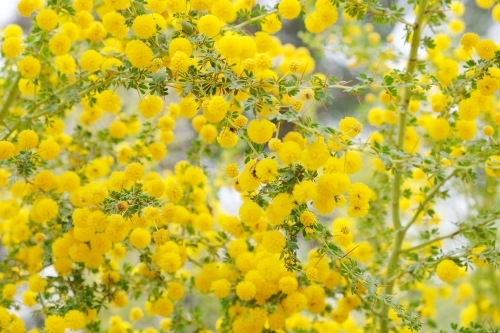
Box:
left=0, top=0, right=500, bottom=332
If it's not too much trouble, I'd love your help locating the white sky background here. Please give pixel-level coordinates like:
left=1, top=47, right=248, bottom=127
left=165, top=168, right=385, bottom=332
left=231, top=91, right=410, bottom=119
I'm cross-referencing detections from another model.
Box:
left=0, top=2, right=18, bottom=27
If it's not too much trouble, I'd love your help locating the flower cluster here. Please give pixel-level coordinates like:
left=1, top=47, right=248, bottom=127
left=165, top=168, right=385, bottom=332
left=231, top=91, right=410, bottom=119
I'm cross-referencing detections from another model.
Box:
left=0, top=0, right=499, bottom=332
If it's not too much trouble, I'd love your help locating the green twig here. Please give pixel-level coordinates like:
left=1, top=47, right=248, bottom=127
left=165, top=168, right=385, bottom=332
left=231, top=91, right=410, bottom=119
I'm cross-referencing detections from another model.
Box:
left=380, top=0, right=428, bottom=331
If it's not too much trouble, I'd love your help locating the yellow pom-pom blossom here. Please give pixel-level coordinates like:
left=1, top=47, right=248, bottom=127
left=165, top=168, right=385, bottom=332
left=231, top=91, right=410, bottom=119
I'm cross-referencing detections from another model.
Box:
left=367, top=107, right=384, bottom=126
left=238, top=199, right=262, bottom=225
left=217, top=128, right=238, bottom=148
left=55, top=55, right=77, bottom=75
left=36, top=8, right=58, bottom=31
left=266, top=193, right=294, bottom=225
left=438, top=58, right=459, bottom=84
left=234, top=115, right=248, bottom=128
left=139, top=95, right=163, bottom=118
left=225, top=163, right=239, bottom=178
left=436, top=259, right=461, bottom=283
left=211, top=0, right=237, bottom=23
left=278, top=0, right=301, bottom=20
left=64, top=310, right=86, bottom=330
left=430, top=93, right=449, bottom=112
left=129, top=307, right=144, bottom=321
left=268, top=138, right=282, bottom=151
left=279, top=276, right=298, bottom=294
left=217, top=34, right=242, bottom=59
left=292, top=180, right=317, bottom=203
left=278, top=141, right=302, bottom=165
left=339, top=117, right=363, bottom=138
left=103, top=12, right=128, bottom=38
left=34, top=170, right=58, bottom=191
left=340, top=151, right=362, bottom=174
left=211, top=279, right=231, bottom=298
left=0, top=141, right=15, bottom=160
left=477, top=76, right=497, bottom=96
left=169, top=38, right=193, bottom=57
left=305, top=266, right=318, bottom=280
left=493, top=4, right=500, bottom=23
left=38, top=139, right=61, bottom=160
left=4, top=24, right=23, bottom=38
left=458, top=99, right=480, bottom=120
left=133, top=14, right=157, bottom=39
left=18, top=56, right=41, bottom=79
left=191, top=115, right=207, bottom=132
left=450, top=1, right=465, bottom=15
left=35, top=198, right=59, bottom=222
left=58, top=171, right=80, bottom=192
left=165, top=179, right=183, bottom=203
left=476, top=0, right=494, bottom=9
left=448, top=19, right=465, bottom=34
left=427, top=118, right=450, bottom=140
left=199, top=124, right=217, bottom=143
left=87, top=23, right=107, bottom=43
left=255, top=158, right=279, bottom=183
left=227, top=239, right=246, bottom=259
left=2, top=37, right=25, bottom=58
left=476, top=39, right=497, bottom=60
left=80, top=50, right=103, bottom=73
left=125, top=162, right=145, bottom=182
left=97, top=90, right=121, bottom=114
left=485, top=155, right=500, bottom=177
left=283, top=291, right=307, bottom=313
left=460, top=32, right=479, bottom=50
left=262, top=230, right=286, bottom=253
left=103, top=0, right=131, bottom=10
left=204, top=96, right=230, bottom=123
left=170, top=51, right=190, bottom=72
left=129, top=228, right=152, bottom=249
left=262, top=14, right=282, bottom=34
left=45, top=315, right=65, bottom=333
left=29, top=275, right=47, bottom=292
left=49, top=34, right=71, bottom=56
left=236, top=281, right=256, bottom=301
left=198, top=14, right=221, bottom=37
left=483, top=125, right=494, bottom=136
left=17, top=130, right=39, bottom=149
left=456, top=120, right=477, bottom=141
left=125, top=40, right=153, bottom=68
left=148, top=142, right=167, bottom=161
left=300, top=211, right=316, bottom=227
left=73, top=0, right=92, bottom=11
left=301, top=138, right=329, bottom=171
left=179, top=97, right=198, bottom=118
left=290, top=99, right=304, bottom=112
left=17, top=0, right=39, bottom=17
left=247, top=119, right=275, bottom=144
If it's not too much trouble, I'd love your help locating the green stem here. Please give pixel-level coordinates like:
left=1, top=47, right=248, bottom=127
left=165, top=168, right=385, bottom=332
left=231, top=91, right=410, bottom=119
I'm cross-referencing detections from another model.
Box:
left=1, top=74, right=103, bottom=140
left=366, top=5, right=414, bottom=27
left=403, top=172, right=455, bottom=232
left=380, top=0, right=428, bottom=331
left=233, top=9, right=278, bottom=29
left=0, top=75, right=21, bottom=123
left=401, top=215, right=498, bottom=254
left=27, top=76, right=99, bottom=120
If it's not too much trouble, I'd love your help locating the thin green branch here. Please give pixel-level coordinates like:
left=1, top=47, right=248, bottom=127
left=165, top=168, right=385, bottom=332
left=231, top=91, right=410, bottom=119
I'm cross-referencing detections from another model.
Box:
left=367, top=5, right=415, bottom=27
left=233, top=9, right=278, bottom=29
left=380, top=0, right=428, bottom=330
left=401, top=215, right=498, bottom=254
left=403, top=172, right=456, bottom=232
left=0, top=75, right=21, bottom=122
